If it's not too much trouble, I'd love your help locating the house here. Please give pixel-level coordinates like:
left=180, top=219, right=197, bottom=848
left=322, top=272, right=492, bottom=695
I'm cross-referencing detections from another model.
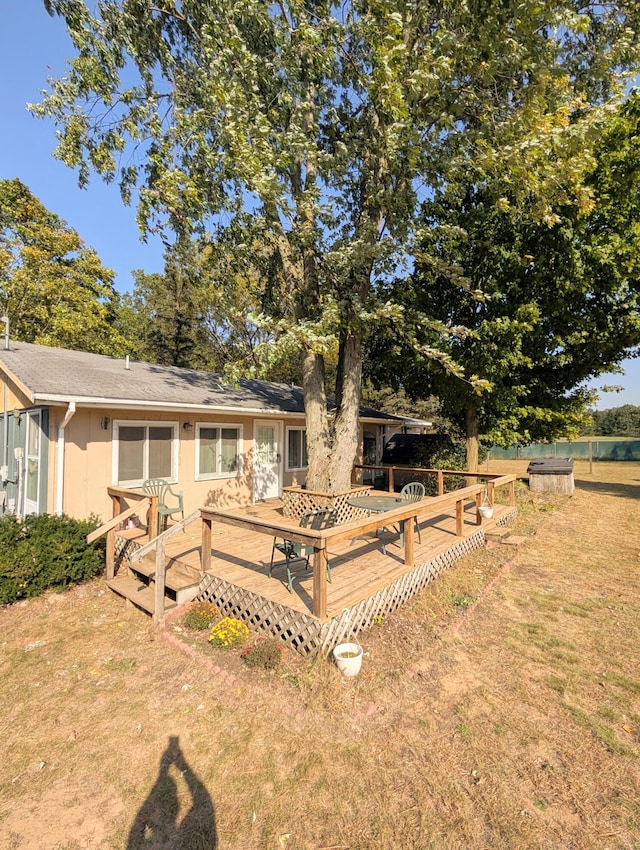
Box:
left=0, top=340, right=406, bottom=521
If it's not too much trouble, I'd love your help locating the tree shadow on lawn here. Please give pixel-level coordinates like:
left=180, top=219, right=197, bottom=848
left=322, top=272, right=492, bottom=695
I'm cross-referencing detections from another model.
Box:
left=575, top=478, right=640, bottom=500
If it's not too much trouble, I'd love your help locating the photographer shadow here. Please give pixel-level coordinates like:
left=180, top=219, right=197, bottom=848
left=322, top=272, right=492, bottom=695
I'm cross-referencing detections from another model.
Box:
left=127, top=735, right=217, bottom=850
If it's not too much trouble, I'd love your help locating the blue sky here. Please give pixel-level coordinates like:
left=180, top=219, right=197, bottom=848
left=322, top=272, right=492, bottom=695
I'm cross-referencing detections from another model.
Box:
left=1, top=1, right=638, bottom=409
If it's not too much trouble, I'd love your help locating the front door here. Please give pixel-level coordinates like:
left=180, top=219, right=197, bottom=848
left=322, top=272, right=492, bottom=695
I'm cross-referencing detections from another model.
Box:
left=23, top=409, right=43, bottom=515
left=253, top=420, right=281, bottom=501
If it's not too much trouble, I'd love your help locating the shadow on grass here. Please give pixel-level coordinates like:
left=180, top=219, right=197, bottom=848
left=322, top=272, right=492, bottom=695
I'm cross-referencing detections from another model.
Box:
left=575, top=478, right=640, bottom=499
left=127, top=735, right=217, bottom=849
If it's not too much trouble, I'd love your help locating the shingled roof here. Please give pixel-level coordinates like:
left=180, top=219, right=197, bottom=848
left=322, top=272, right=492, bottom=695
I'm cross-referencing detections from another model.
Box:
left=0, top=340, right=402, bottom=422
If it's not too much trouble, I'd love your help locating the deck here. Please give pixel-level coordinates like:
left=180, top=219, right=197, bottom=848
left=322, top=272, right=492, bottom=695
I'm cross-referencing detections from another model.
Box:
left=113, top=489, right=517, bottom=654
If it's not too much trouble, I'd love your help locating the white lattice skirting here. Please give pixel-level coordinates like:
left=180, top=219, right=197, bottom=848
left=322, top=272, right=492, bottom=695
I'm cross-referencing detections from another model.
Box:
left=195, top=516, right=517, bottom=657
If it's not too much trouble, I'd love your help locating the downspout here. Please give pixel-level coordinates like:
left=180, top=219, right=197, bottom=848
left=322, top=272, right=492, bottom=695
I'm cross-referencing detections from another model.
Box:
left=56, top=402, right=76, bottom=516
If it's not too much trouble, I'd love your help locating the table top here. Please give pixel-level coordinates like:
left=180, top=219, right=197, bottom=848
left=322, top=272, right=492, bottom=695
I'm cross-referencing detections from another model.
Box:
left=346, top=494, right=410, bottom=512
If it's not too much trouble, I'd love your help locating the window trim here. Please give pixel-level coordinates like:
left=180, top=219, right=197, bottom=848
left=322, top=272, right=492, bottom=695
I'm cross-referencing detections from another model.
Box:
left=195, top=422, right=244, bottom=481
left=112, top=420, right=179, bottom=487
left=286, top=426, right=308, bottom=472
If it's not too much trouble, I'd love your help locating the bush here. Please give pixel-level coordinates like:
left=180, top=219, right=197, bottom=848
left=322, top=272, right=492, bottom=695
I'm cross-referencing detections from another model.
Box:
left=182, top=600, right=220, bottom=630
left=241, top=636, right=285, bottom=670
left=208, top=617, right=250, bottom=649
left=410, top=439, right=469, bottom=495
left=0, top=513, right=104, bottom=604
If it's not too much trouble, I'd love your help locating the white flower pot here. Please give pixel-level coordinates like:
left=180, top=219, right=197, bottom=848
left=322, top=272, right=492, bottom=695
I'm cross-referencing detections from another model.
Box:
left=479, top=505, right=494, bottom=520
left=333, top=642, right=363, bottom=677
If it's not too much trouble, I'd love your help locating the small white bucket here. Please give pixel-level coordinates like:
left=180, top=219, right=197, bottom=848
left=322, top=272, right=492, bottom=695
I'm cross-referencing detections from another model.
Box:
left=333, top=642, right=363, bottom=677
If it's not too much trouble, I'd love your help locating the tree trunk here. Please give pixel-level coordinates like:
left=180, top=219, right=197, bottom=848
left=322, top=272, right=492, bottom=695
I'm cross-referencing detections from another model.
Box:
left=328, top=330, right=363, bottom=492
left=466, top=407, right=480, bottom=473
left=303, top=350, right=333, bottom=491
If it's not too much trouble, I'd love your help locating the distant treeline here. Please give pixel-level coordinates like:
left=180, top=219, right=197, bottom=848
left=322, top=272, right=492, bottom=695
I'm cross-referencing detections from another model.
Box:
left=583, top=405, right=640, bottom=437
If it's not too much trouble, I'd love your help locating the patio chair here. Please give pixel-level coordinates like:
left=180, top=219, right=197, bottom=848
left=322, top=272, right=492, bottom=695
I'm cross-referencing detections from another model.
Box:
left=269, top=509, right=337, bottom=593
left=142, top=478, right=185, bottom=531
left=396, top=481, right=425, bottom=543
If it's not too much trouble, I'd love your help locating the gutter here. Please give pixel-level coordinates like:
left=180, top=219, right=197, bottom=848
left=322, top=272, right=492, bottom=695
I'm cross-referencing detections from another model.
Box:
left=56, top=401, right=76, bottom=516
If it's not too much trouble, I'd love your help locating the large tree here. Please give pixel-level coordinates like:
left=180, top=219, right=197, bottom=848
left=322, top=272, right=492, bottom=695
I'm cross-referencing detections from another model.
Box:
left=369, top=94, right=640, bottom=468
left=0, top=178, right=128, bottom=355
left=35, top=0, right=640, bottom=488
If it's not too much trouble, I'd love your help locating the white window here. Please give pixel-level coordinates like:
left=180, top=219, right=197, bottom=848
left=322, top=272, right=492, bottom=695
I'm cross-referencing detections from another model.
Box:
left=286, top=427, right=308, bottom=471
left=113, top=421, right=178, bottom=486
left=196, top=424, right=243, bottom=479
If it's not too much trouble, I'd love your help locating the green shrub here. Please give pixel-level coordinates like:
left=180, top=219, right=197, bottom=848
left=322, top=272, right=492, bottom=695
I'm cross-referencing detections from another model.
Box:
left=241, top=636, right=285, bottom=670
left=182, top=600, right=220, bottom=630
left=0, top=513, right=104, bottom=604
left=411, top=438, right=469, bottom=494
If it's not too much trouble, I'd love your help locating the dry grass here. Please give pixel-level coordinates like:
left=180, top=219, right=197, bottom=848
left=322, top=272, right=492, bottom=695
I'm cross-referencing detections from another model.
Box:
left=1, top=460, right=639, bottom=849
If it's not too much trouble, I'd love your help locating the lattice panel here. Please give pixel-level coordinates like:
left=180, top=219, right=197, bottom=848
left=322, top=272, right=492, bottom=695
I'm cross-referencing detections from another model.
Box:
left=282, top=486, right=373, bottom=523
left=196, top=574, right=324, bottom=655
left=195, top=528, right=488, bottom=657
left=496, top=509, right=517, bottom=528
left=315, top=529, right=487, bottom=652
left=113, top=536, right=141, bottom=574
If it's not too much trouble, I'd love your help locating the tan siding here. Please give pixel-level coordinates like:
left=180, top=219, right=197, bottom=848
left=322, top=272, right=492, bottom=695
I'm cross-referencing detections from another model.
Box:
left=54, top=408, right=307, bottom=521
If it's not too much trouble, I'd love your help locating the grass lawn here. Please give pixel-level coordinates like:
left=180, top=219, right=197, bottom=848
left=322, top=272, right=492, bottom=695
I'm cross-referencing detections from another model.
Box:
left=1, top=460, right=639, bottom=850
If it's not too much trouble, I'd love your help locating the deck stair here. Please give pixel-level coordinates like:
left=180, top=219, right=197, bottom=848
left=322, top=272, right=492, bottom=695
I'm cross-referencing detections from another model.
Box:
left=107, top=554, right=201, bottom=615
left=484, top=526, right=512, bottom=543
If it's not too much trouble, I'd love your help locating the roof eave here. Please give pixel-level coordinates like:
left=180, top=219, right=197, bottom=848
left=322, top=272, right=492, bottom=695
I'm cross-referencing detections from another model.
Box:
left=31, top=394, right=306, bottom=417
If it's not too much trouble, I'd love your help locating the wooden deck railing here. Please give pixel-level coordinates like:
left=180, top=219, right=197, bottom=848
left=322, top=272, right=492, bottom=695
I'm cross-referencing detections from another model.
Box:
left=87, top=487, right=153, bottom=580
left=201, top=474, right=516, bottom=620
left=99, top=473, right=516, bottom=622
left=128, top=509, right=202, bottom=621
left=353, top=463, right=514, bottom=500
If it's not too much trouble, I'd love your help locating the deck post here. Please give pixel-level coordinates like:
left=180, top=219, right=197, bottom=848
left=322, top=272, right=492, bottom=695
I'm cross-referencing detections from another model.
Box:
left=456, top=498, right=464, bottom=536
left=388, top=467, right=395, bottom=492
left=475, top=490, right=482, bottom=525
left=106, top=493, right=121, bottom=580
left=403, top=516, right=414, bottom=567
left=148, top=495, right=159, bottom=539
left=154, top=537, right=166, bottom=623
left=437, top=470, right=444, bottom=496
left=488, top=481, right=495, bottom=504
left=508, top=479, right=515, bottom=505
left=106, top=528, right=115, bottom=580
left=201, top=517, right=212, bottom=574
left=312, top=544, right=328, bottom=619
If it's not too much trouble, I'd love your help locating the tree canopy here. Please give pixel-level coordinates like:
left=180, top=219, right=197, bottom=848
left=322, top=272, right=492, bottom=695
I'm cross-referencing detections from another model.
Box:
left=35, top=0, right=640, bottom=485
left=0, top=178, right=128, bottom=355
left=585, top=404, right=640, bottom=437
left=367, top=93, right=640, bottom=467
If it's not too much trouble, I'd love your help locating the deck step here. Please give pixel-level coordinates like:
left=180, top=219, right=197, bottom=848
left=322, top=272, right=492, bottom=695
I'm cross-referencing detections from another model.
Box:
left=500, top=534, right=527, bottom=547
left=107, top=574, right=177, bottom=615
left=484, top=527, right=512, bottom=543
left=131, top=554, right=201, bottom=593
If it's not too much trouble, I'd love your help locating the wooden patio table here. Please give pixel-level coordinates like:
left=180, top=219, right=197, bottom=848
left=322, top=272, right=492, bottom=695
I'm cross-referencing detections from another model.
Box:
left=346, top=493, right=411, bottom=554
